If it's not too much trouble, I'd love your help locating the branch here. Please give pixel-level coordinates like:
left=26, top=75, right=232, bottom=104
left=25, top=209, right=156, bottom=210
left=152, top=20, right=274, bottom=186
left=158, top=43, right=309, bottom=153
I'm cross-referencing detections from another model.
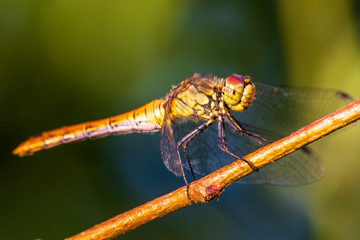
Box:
left=65, top=100, right=360, bottom=240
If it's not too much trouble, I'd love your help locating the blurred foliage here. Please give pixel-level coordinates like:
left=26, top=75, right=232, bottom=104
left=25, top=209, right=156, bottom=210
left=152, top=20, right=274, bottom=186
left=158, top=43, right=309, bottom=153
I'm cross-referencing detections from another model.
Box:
left=0, top=0, right=359, bottom=239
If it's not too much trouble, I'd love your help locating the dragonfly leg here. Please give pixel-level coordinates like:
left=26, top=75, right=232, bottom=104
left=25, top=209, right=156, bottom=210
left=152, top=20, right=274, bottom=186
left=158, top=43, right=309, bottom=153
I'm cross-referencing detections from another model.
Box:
left=218, top=116, right=259, bottom=171
left=224, top=114, right=268, bottom=146
left=177, top=118, right=216, bottom=181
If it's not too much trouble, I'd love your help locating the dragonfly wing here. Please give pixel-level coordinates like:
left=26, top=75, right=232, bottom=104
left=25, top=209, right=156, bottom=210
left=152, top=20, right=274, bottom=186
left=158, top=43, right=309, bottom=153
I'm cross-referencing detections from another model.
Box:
left=235, top=123, right=324, bottom=185
left=160, top=115, right=184, bottom=177
left=238, top=83, right=353, bottom=137
left=238, top=147, right=323, bottom=185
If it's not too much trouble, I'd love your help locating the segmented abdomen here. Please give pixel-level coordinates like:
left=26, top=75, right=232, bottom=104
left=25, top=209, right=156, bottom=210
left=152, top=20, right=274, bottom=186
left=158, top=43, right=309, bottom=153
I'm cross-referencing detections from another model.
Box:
left=13, top=99, right=165, bottom=156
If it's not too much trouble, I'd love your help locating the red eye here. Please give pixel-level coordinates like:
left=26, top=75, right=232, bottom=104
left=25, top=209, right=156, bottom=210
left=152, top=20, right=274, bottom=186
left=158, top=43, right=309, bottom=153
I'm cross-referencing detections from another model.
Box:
left=225, top=75, right=245, bottom=87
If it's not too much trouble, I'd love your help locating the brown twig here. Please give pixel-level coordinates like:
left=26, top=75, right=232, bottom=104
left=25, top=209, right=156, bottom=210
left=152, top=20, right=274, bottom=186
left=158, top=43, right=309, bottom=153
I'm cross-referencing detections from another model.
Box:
left=65, top=100, right=360, bottom=240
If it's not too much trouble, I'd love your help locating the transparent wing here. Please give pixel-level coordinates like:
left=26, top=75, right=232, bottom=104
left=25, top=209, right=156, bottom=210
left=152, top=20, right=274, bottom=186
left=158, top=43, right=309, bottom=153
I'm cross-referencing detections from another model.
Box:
left=232, top=124, right=324, bottom=185
left=240, top=83, right=352, bottom=137
left=160, top=109, right=183, bottom=177
left=169, top=83, right=352, bottom=185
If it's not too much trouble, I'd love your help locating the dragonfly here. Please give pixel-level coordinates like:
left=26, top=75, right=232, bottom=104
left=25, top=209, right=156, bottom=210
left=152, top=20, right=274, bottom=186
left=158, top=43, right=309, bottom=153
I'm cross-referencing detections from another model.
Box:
left=13, top=73, right=352, bottom=186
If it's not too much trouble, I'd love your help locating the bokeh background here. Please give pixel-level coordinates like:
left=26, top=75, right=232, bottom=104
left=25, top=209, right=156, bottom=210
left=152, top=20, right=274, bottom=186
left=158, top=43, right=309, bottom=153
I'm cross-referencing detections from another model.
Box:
left=1, top=0, right=360, bottom=239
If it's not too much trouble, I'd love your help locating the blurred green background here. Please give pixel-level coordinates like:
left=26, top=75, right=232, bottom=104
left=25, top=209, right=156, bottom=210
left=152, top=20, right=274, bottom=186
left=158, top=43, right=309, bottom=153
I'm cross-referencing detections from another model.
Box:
left=1, top=0, right=360, bottom=239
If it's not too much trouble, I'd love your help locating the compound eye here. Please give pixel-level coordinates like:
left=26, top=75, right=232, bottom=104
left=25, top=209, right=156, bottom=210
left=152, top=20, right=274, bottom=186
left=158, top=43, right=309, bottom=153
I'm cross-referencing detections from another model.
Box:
left=226, top=75, right=245, bottom=89
left=223, top=75, right=245, bottom=107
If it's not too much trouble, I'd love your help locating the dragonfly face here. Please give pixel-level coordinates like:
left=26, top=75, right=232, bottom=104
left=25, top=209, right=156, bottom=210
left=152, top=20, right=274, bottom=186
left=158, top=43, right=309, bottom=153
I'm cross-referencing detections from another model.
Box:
left=223, top=75, right=256, bottom=112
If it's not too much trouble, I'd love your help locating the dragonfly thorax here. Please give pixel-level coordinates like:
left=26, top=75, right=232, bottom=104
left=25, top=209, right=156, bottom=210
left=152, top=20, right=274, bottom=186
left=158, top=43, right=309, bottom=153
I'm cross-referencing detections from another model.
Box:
left=223, top=75, right=256, bottom=112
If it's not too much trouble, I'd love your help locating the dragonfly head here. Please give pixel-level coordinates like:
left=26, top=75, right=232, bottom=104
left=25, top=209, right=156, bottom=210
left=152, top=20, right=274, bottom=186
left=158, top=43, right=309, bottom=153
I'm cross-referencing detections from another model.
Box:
left=223, top=75, right=256, bottom=112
